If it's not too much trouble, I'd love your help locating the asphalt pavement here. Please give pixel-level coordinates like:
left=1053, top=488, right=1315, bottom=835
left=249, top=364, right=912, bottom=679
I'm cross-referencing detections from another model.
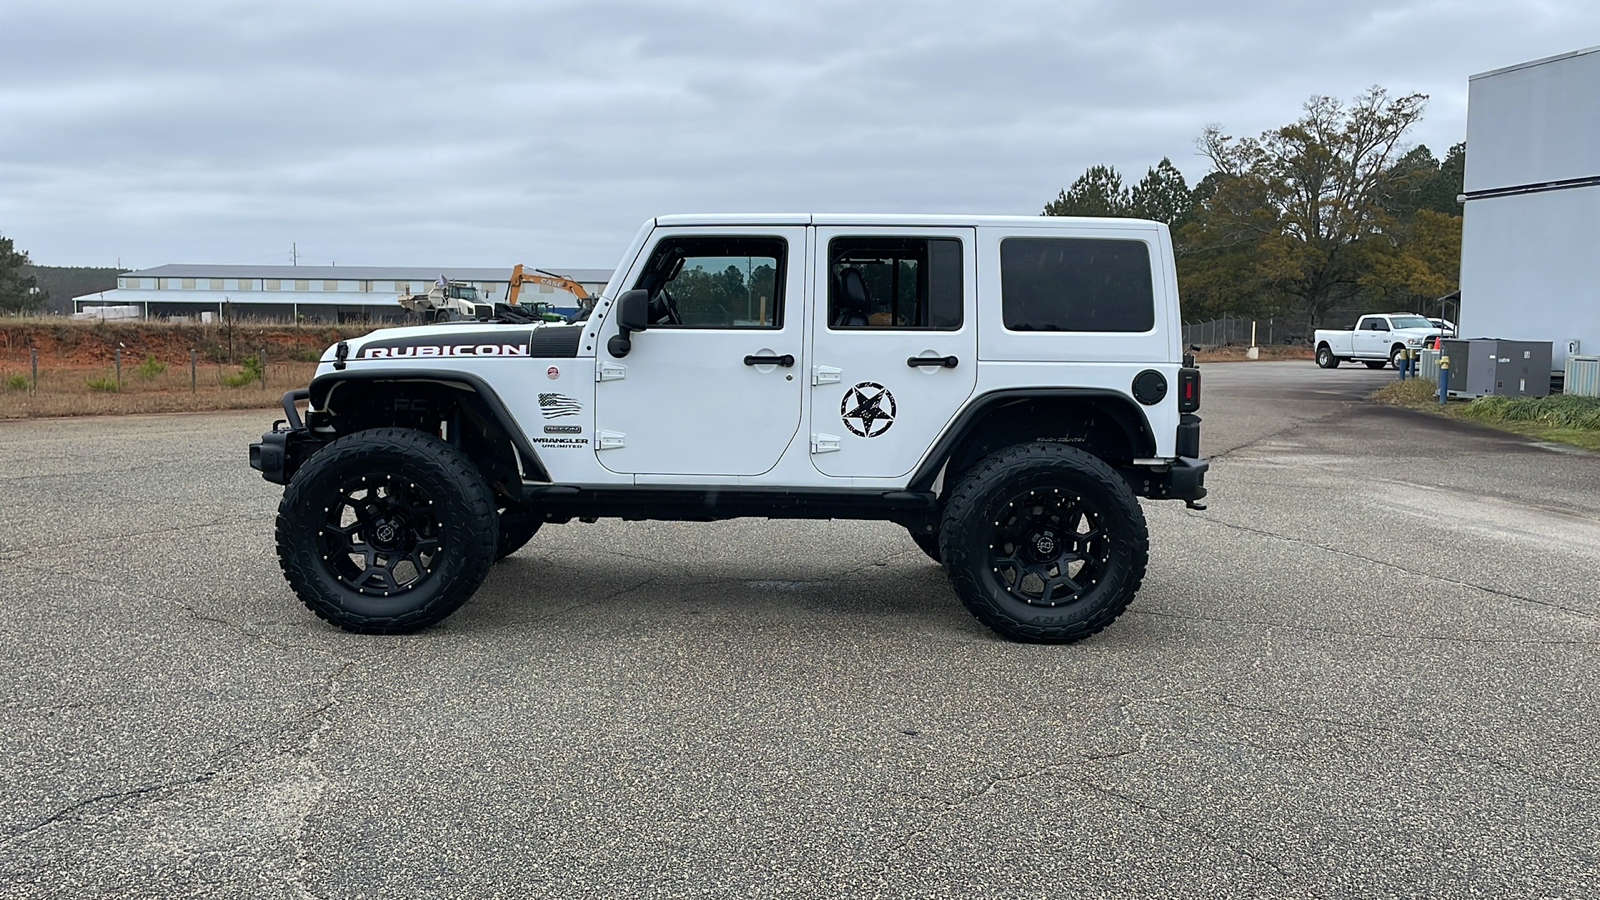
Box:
left=1, top=361, right=1596, bottom=899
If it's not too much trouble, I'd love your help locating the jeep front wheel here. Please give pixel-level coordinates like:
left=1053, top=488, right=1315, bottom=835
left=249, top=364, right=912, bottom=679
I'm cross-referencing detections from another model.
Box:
left=275, top=428, right=499, bottom=634
left=940, top=443, right=1149, bottom=644
left=496, top=508, right=542, bottom=561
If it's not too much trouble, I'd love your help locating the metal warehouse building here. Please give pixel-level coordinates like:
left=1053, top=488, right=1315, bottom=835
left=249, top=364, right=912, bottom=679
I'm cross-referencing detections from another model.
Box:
left=72, top=265, right=613, bottom=322
left=1459, top=45, right=1600, bottom=373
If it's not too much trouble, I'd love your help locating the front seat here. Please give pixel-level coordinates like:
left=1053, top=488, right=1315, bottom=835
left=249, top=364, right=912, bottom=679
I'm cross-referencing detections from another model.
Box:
left=833, top=267, right=870, bottom=327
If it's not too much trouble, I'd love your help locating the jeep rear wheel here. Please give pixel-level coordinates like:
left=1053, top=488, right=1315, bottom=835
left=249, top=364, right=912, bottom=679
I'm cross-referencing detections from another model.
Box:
left=907, top=527, right=942, bottom=564
left=276, top=428, right=498, bottom=634
left=940, top=443, right=1148, bottom=644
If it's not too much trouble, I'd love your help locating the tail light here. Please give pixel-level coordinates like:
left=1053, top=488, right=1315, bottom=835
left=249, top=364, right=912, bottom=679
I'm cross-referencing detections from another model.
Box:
left=1178, top=367, right=1201, bottom=412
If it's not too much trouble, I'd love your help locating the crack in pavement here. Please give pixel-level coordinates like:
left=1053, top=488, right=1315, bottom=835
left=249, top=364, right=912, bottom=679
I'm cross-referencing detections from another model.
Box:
left=1061, top=774, right=1328, bottom=900
left=0, top=772, right=222, bottom=850
left=1196, top=515, right=1600, bottom=623
left=1131, top=609, right=1600, bottom=647
left=1206, top=693, right=1600, bottom=799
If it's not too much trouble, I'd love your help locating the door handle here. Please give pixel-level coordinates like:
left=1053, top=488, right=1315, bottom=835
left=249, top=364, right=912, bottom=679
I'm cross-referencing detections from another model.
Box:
left=907, top=355, right=959, bottom=368
left=744, top=354, right=795, bottom=367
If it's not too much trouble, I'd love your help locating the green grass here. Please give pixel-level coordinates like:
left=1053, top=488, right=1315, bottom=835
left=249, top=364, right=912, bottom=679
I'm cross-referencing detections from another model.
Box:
left=85, top=376, right=119, bottom=392
left=1373, top=379, right=1600, bottom=451
left=5, top=374, right=28, bottom=391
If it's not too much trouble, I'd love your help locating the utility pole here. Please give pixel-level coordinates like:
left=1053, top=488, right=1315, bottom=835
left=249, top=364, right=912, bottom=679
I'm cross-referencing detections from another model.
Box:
left=292, top=242, right=297, bottom=266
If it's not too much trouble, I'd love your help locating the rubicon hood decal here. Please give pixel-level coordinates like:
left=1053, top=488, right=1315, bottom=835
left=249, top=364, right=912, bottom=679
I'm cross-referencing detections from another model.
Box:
left=354, top=331, right=534, bottom=360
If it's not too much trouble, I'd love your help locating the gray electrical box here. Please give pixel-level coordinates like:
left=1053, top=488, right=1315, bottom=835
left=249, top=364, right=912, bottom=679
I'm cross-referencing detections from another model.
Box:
left=1440, top=339, right=1553, bottom=398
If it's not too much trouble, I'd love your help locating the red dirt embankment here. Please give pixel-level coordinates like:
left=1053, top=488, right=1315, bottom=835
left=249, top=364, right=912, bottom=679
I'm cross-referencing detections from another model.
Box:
left=0, top=318, right=369, bottom=367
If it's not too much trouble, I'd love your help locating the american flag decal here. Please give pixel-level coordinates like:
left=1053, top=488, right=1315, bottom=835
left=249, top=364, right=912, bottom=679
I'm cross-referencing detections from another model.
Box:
left=539, top=393, right=582, bottom=419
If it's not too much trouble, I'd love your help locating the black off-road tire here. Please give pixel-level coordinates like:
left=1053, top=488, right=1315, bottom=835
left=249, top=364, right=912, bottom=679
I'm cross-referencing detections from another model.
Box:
left=940, top=443, right=1149, bottom=644
left=276, top=428, right=499, bottom=634
left=496, top=509, right=542, bottom=561
left=1363, top=360, right=1387, bottom=369
left=908, top=527, right=942, bottom=564
left=1316, top=345, right=1340, bottom=368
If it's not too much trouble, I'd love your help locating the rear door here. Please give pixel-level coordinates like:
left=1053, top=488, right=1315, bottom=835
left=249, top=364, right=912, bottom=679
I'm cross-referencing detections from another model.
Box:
left=807, top=227, right=977, bottom=478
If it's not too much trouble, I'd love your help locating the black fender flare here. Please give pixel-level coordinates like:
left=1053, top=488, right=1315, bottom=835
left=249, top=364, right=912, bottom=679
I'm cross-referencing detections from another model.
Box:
left=907, top=388, right=1156, bottom=492
left=307, top=368, right=551, bottom=483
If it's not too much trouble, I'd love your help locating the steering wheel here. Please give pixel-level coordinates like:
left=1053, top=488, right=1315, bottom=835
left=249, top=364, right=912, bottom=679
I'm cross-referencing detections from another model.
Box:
left=650, top=288, right=683, bottom=326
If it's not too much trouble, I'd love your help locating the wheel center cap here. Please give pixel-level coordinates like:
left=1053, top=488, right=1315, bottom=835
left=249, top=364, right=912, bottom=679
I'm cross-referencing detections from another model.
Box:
left=1033, top=533, right=1056, bottom=556
left=372, top=520, right=400, bottom=546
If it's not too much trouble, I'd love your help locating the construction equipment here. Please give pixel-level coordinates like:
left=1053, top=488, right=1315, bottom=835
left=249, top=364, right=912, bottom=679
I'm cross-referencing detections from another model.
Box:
left=398, top=279, right=494, bottom=323
left=507, top=265, right=594, bottom=319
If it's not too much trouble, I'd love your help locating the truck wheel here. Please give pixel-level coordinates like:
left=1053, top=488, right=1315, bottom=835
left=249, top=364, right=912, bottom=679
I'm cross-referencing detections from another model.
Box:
left=496, top=508, right=542, bottom=561
left=1389, top=345, right=1405, bottom=368
left=907, top=527, right=942, bottom=564
left=940, top=443, right=1148, bottom=644
left=1316, top=345, right=1340, bottom=368
left=275, top=428, right=499, bottom=634
left=1363, top=360, right=1387, bottom=369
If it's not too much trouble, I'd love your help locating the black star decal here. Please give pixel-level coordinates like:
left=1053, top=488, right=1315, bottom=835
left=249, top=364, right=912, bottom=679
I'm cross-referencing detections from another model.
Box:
left=842, top=383, right=895, bottom=437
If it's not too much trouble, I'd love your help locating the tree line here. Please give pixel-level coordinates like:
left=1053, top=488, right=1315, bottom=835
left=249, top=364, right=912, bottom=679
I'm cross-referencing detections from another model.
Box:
left=1045, top=87, right=1463, bottom=329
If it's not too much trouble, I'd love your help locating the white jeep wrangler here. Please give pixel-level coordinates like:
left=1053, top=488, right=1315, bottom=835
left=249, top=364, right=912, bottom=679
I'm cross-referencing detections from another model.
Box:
left=251, top=214, right=1207, bottom=643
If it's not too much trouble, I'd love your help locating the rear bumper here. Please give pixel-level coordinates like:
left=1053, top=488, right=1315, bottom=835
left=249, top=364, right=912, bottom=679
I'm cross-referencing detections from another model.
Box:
left=1125, top=456, right=1208, bottom=506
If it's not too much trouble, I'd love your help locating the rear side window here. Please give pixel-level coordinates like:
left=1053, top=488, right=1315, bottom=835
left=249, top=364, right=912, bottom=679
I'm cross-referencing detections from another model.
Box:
left=827, top=237, right=963, bottom=330
left=1000, top=238, right=1155, bottom=332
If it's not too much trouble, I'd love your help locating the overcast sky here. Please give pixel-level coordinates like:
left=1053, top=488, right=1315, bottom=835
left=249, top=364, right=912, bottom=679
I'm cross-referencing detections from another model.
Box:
left=2, top=1, right=1596, bottom=271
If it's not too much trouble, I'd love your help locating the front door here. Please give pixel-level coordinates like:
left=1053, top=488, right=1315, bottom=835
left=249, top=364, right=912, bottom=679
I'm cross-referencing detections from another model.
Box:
left=808, top=227, right=977, bottom=478
left=594, top=227, right=807, bottom=476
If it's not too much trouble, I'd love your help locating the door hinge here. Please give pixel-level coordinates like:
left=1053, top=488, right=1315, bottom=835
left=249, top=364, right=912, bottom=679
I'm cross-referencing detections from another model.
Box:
left=812, top=365, right=841, bottom=386
left=811, top=433, right=840, bottom=454
left=597, top=362, right=626, bottom=382
left=597, top=430, right=626, bottom=450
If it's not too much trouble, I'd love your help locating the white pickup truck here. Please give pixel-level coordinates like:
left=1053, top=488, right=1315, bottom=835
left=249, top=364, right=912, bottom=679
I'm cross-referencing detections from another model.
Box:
left=1313, top=313, right=1441, bottom=369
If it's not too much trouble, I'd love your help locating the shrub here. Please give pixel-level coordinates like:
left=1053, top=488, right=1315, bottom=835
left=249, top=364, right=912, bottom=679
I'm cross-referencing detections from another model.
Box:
left=86, top=376, right=119, bottom=392
left=136, top=354, right=167, bottom=379
left=5, top=374, right=28, bottom=391
left=221, top=353, right=264, bottom=388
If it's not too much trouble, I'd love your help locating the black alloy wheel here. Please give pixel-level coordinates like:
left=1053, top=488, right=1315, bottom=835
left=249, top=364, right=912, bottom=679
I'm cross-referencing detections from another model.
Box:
left=277, top=428, right=498, bottom=634
left=987, top=487, right=1108, bottom=607
left=941, top=442, right=1148, bottom=644
left=318, top=474, right=443, bottom=595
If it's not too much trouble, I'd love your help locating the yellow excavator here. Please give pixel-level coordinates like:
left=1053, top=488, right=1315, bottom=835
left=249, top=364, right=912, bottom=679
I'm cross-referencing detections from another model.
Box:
left=507, top=265, right=594, bottom=321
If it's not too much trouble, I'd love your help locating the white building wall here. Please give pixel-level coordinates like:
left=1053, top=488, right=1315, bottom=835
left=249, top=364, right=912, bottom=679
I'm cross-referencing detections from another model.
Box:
left=1460, top=46, right=1600, bottom=369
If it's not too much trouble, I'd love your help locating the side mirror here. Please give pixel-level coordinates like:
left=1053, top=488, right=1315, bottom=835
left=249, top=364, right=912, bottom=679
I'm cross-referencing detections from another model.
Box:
left=617, top=289, right=650, bottom=332
left=608, top=289, right=650, bottom=358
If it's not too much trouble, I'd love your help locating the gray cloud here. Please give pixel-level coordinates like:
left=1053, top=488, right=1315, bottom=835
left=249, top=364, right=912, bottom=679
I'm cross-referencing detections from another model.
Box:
left=2, top=0, right=1596, bottom=270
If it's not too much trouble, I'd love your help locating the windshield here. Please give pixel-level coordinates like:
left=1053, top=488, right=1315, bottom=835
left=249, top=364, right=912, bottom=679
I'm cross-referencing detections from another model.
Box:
left=1390, top=315, right=1431, bottom=329
left=446, top=285, right=480, bottom=301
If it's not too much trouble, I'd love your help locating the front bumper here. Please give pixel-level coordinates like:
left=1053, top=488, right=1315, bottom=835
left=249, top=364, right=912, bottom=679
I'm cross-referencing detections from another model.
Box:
left=248, top=389, right=315, bottom=485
